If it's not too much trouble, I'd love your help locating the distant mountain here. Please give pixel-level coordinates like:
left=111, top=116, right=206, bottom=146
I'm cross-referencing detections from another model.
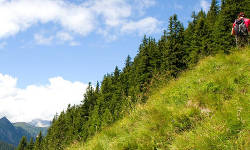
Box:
left=0, top=117, right=31, bottom=146
left=0, top=117, right=49, bottom=147
left=0, top=141, right=15, bottom=150
left=29, top=119, right=51, bottom=127
left=13, top=122, right=48, bottom=137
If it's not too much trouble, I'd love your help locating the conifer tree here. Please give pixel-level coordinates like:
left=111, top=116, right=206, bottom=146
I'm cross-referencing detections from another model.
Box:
left=158, top=30, right=168, bottom=72
left=206, top=0, right=219, bottom=54
left=102, top=108, right=113, bottom=126
left=191, top=10, right=210, bottom=62
left=34, top=131, right=43, bottom=150
left=27, top=138, right=34, bottom=150
left=184, top=12, right=197, bottom=65
left=17, top=136, right=28, bottom=150
left=164, top=14, right=186, bottom=76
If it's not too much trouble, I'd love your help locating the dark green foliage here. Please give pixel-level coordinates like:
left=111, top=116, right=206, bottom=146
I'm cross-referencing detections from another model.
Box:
left=163, top=14, right=186, bottom=76
left=27, top=138, right=34, bottom=150
left=34, top=132, right=42, bottom=150
left=24, top=0, right=250, bottom=149
left=17, top=136, right=35, bottom=150
left=17, top=136, right=27, bottom=150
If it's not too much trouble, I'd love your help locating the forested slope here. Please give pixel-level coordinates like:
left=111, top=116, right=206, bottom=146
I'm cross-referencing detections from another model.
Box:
left=68, top=47, right=250, bottom=150
left=17, top=0, right=250, bottom=149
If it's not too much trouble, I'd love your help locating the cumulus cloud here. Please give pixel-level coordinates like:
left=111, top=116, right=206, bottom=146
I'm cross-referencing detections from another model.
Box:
left=89, top=0, right=132, bottom=27
left=200, top=0, right=210, bottom=12
left=0, top=0, right=94, bottom=38
left=34, top=31, right=80, bottom=46
left=0, top=0, right=160, bottom=41
left=56, top=32, right=74, bottom=42
left=121, top=17, right=161, bottom=35
left=0, top=73, right=88, bottom=123
left=34, top=34, right=54, bottom=45
left=132, top=0, right=156, bottom=15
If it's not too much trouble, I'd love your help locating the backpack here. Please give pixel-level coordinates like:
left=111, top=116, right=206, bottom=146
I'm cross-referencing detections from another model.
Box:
left=234, top=18, right=248, bottom=36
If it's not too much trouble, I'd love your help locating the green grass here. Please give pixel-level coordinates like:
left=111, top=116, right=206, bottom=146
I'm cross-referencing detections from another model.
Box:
left=67, top=47, right=250, bottom=150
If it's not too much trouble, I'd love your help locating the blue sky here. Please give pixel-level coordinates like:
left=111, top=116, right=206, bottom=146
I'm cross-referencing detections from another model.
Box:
left=0, top=0, right=211, bottom=124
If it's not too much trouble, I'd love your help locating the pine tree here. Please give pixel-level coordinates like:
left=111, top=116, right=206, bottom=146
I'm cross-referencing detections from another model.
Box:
left=34, top=131, right=43, bottom=150
left=158, top=30, right=168, bottom=72
left=102, top=108, right=113, bottom=126
left=17, top=136, right=28, bottom=150
left=206, top=0, right=219, bottom=54
left=192, top=10, right=210, bottom=61
left=164, top=14, right=186, bottom=76
left=27, top=138, right=34, bottom=150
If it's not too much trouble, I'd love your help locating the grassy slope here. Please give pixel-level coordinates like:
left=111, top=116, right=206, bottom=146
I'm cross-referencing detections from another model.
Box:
left=68, top=48, right=250, bottom=150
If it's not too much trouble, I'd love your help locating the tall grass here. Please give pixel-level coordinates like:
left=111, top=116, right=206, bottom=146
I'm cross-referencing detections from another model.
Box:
left=67, top=47, right=250, bottom=150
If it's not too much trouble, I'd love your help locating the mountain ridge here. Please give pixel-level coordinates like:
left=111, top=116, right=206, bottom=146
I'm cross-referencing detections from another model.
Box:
left=13, top=122, right=48, bottom=138
left=0, top=117, right=31, bottom=146
left=0, top=117, right=48, bottom=146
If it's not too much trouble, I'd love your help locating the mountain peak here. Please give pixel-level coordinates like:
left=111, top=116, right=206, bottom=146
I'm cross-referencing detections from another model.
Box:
left=0, top=116, right=12, bottom=125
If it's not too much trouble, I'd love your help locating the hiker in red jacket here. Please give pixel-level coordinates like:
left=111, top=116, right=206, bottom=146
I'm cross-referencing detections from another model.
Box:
left=232, top=12, right=250, bottom=47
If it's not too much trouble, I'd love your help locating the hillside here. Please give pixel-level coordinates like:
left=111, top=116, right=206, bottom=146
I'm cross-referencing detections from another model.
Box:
left=0, top=117, right=48, bottom=147
left=68, top=48, right=250, bottom=150
left=16, top=1, right=250, bottom=149
left=13, top=122, right=48, bottom=137
left=0, top=117, right=31, bottom=146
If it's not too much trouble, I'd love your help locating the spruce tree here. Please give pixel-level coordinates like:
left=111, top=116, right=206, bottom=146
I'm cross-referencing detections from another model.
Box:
left=34, top=131, right=43, bottom=150
left=27, top=138, right=34, bottom=150
left=206, top=0, right=219, bottom=54
left=164, top=14, right=186, bottom=76
left=17, top=136, right=28, bottom=150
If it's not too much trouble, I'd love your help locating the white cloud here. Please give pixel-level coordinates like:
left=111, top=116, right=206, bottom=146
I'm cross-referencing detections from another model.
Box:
left=0, top=0, right=95, bottom=38
left=97, top=28, right=118, bottom=42
left=0, top=0, right=160, bottom=40
left=34, top=31, right=80, bottom=46
left=89, top=0, right=132, bottom=27
left=0, top=73, right=88, bottom=123
left=121, top=17, right=161, bottom=35
left=56, top=32, right=74, bottom=42
left=133, top=0, right=156, bottom=15
left=200, top=0, right=210, bottom=12
left=34, top=34, right=54, bottom=45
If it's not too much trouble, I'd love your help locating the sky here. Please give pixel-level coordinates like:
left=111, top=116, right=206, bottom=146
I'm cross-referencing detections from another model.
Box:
left=0, top=0, right=211, bottom=123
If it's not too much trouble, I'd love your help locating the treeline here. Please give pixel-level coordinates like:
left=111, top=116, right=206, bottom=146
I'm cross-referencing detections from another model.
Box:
left=17, top=132, right=42, bottom=150
left=17, top=0, right=249, bottom=149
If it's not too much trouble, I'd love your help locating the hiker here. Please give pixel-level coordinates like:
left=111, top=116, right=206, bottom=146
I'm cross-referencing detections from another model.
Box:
left=232, top=12, right=250, bottom=48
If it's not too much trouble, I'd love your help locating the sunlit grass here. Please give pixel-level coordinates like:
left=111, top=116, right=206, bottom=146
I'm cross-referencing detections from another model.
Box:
left=67, top=47, right=250, bottom=150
